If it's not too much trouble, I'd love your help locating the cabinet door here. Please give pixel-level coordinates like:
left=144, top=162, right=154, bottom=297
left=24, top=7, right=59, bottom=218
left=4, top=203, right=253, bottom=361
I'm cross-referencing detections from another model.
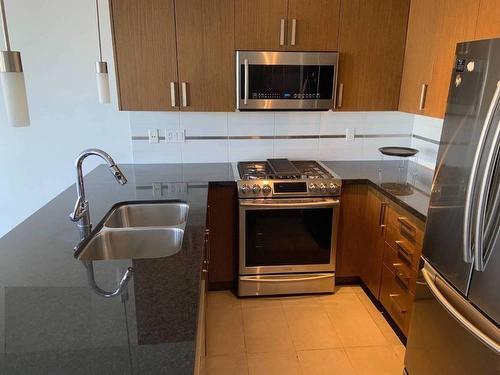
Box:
left=110, top=0, right=179, bottom=111
left=337, top=0, right=409, bottom=111
left=175, top=0, right=235, bottom=111
left=235, top=0, right=288, bottom=50
left=336, top=184, right=367, bottom=278
left=475, top=0, right=500, bottom=40
left=360, top=188, right=387, bottom=297
left=399, top=0, right=444, bottom=115
left=425, top=0, right=479, bottom=118
left=286, top=0, right=340, bottom=51
left=207, top=183, right=237, bottom=290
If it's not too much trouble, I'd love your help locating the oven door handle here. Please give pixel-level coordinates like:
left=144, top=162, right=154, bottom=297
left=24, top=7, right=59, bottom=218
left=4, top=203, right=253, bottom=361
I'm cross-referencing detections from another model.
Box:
left=239, top=199, right=340, bottom=209
left=240, top=274, right=333, bottom=283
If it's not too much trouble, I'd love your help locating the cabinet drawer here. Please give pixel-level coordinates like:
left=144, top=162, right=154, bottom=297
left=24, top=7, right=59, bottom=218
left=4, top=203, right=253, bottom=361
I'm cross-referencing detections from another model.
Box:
left=383, top=242, right=417, bottom=294
left=387, top=205, right=424, bottom=246
left=385, top=224, right=421, bottom=271
left=379, top=264, right=414, bottom=335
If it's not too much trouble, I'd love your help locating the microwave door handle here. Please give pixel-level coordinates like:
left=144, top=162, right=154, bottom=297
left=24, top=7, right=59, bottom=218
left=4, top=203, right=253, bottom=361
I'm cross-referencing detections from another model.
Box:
left=464, top=80, right=500, bottom=266
left=244, top=58, right=249, bottom=105
left=474, top=81, right=500, bottom=271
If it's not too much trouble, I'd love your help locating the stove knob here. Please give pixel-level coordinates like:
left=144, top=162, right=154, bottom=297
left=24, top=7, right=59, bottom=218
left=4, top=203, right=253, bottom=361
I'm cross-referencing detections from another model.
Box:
left=319, top=183, right=327, bottom=191
left=252, top=184, right=261, bottom=194
left=309, top=183, right=317, bottom=191
left=240, top=184, right=250, bottom=194
left=262, top=184, right=272, bottom=194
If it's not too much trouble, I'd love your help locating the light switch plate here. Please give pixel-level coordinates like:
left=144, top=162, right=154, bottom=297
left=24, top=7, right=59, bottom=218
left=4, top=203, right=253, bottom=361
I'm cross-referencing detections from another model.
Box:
left=346, top=128, right=355, bottom=142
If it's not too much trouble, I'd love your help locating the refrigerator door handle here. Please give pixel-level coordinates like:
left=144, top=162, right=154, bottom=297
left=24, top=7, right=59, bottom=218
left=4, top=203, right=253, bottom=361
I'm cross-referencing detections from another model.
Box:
left=464, top=81, right=500, bottom=265
left=474, top=81, right=500, bottom=271
left=422, top=263, right=500, bottom=354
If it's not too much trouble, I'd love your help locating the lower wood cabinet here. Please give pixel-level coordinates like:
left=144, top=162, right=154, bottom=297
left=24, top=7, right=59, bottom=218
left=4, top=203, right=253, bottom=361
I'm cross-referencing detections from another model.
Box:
left=206, top=182, right=237, bottom=290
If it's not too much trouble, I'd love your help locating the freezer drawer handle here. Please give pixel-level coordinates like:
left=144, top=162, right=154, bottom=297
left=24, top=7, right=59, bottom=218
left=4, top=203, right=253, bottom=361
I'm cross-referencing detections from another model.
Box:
left=422, top=266, right=500, bottom=354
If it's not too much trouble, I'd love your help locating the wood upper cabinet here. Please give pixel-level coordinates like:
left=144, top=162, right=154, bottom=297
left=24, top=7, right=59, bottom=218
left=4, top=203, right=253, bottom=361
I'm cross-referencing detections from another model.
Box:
left=475, top=0, right=500, bottom=40
left=235, top=0, right=288, bottom=50
left=110, top=0, right=178, bottom=111
left=111, top=0, right=234, bottom=112
left=286, top=0, right=340, bottom=51
left=337, top=0, right=410, bottom=111
left=175, top=0, right=235, bottom=111
left=398, top=0, right=444, bottom=115
left=360, top=187, right=388, bottom=297
left=424, top=0, right=479, bottom=118
left=235, top=0, right=340, bottom=51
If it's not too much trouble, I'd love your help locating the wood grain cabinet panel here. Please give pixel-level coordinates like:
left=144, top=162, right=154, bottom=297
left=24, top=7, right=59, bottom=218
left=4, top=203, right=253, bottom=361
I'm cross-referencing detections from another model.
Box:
left=359, top=187, right=388, bottom=297
left=475, top=0, right=500, bottom=40
left=399, top=0, right=444, bottom=115
left=425, top=0, right=480, bottom=118
left=336, top=184, right=367, bottom=278
left=110, top=0, right=178, bottom=111
left=175, top=0, right=235, bottom=111
left=337, top=0, right=409, bottom=111
left=286, top=0, right=340, bottom=51
left=235, top=0, right=288, bottom=50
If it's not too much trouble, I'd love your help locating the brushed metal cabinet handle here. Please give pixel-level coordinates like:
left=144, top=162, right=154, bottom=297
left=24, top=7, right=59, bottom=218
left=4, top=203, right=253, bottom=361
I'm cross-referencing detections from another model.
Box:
left=170, top=82, right=177, bottom=107
left=291, top=19, right=297, bottom=46
left=181, top=82, right=188, bottom=107
left=280, top=18, right=286, bottom=46
left=419, top=83, right=428, bottom=111
left=337, top=83, right=343, bottom=108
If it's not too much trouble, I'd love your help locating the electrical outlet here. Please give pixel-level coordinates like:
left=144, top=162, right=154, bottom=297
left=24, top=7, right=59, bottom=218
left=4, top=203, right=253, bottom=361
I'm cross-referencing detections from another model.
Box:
left=164, top=129, right=186, bottom=143
left=346, top=128, right=355, bottom=142
left=152, top=183, right=162, bottom=198
left=148, top=129, right=159, bottom=143
left=165, top=183, right=188, bottom=196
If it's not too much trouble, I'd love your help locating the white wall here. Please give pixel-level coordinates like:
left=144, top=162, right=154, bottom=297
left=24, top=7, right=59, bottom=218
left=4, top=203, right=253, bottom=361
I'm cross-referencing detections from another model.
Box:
left=0, top=0, right=133, bottom=237
left=411, top=115, right=444, bottom=169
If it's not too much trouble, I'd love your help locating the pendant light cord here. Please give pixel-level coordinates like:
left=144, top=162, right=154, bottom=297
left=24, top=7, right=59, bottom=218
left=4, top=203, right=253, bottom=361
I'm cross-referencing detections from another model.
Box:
left=95, top=0, right=103, bottom=62
left=0, top=0, right=11, bottom=51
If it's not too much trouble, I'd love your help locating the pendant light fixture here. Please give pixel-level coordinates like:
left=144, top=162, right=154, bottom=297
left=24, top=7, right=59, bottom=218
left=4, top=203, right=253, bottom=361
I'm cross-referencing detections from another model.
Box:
left=95, top=0, right=110, bottom=104
left=0, top=0, right=30, bottom=127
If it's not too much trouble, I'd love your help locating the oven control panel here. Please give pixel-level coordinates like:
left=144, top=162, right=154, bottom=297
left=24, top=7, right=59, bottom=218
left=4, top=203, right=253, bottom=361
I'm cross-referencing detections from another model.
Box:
left=237, top=179, right=341, bottom=198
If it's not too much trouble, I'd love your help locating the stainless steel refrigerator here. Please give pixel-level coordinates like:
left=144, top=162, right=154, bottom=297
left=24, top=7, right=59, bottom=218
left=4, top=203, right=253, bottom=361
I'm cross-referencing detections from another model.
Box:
left=405, top=38, right=500, bottom=374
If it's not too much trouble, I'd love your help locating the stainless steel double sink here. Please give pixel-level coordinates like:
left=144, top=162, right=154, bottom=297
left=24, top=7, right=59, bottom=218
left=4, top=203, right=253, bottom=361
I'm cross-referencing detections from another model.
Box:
left=76, top=202, right=189, bottom=261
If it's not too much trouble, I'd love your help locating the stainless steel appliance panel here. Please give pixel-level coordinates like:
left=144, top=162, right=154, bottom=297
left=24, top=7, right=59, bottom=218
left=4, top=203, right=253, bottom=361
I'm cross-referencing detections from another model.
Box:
left=236, top=51, right=339, bottom=111
left=405, top=261, right=500, bottom=375
left=423, top=38, right=500, bottom=294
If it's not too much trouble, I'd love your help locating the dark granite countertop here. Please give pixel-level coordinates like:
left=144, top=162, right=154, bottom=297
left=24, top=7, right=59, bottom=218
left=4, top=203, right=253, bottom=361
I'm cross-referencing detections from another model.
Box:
left=323, top=160, right=433, bottom=221
left=0, top=160, right=432, bottom=374
left=0, top=163, right=234, bottom=375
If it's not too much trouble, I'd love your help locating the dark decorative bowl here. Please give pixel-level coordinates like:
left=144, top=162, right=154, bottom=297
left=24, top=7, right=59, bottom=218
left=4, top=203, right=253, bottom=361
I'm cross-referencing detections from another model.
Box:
left=378, top=146, right=419, bottom=157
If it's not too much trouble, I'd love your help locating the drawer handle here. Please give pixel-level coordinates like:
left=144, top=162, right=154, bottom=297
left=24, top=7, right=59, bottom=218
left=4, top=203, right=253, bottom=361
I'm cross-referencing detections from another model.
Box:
left=389, top=293, right=407, bottom=314
left=398, top=216, right=417, bottom=241
left=379, top=202, right=388, bottom=227
left=395, top=240, right=413, bottom=264
left=393, top=263, right=410, bottom=289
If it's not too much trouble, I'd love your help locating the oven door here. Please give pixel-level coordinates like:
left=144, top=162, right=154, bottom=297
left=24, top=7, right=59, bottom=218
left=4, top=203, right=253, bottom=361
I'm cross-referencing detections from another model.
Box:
left=236, top=51, right=338, bottom=111
left=239, top=197, right=340, bottom=275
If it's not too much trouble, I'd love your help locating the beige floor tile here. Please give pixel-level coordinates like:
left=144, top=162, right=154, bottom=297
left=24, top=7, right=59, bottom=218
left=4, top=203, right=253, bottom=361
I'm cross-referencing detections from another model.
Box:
left=242, top=306, right=295, bottom=354
left=345, top=346, right=404, bottom=375
left=284, top=304, right=343, bottom=350
left=334, top=285, right=363, bottom=294
left=240, top=296, right=282, bottom=310
left=391, top=344, right=406, bottom=363
left=355, top=292, right=402, bottom=345
left=207, top=305, right=246, bottom=356
left=280, top=294, right=328, bottom=307
left=208, top=291, right=240, bottom=310
left=323, top=293, right=388, bottom=347
left=298, top=349, right=356, bottom=375
left=205, top=355, right=249, bottom=375
left=247, top=352, right=302, bottom=375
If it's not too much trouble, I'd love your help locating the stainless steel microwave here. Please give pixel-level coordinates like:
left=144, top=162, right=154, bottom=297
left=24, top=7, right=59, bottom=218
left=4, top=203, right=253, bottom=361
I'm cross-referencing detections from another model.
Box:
left=236, top=51, right=339, bottom=111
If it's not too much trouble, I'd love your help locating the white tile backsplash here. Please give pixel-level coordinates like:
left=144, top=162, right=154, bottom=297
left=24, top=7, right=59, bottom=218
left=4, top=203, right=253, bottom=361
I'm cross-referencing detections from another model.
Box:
left=128, top=111, right=443, bottom=168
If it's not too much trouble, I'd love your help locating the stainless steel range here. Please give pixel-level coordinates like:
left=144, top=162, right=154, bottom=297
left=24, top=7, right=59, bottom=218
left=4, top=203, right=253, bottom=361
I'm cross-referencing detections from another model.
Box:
left=235, top=159, right=342, bottom=296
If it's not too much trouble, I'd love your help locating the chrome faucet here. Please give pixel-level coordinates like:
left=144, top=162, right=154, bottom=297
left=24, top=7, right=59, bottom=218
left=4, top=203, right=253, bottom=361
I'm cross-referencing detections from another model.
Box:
left=69, top=148, right=127, bottom=237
